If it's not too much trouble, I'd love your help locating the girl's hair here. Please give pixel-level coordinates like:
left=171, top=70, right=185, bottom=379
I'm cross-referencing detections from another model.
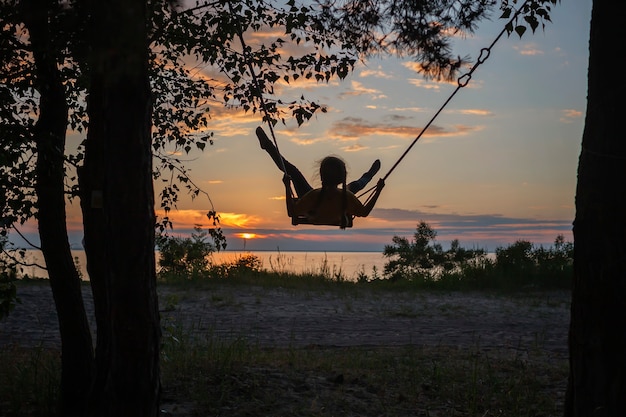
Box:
left=319, top=156, right=347, bottom=186
left=317, top=156, right=349, bottom=228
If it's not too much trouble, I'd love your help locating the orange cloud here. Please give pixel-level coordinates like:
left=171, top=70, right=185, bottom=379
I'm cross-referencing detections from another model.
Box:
left=560, top=109, right=583, bottom=123
left=342, top=143, right=368, bottom=152
left=339, top=81, right=384, bottom=99
left=328, top=116, right=481, bottom=140
left=156, top=209, right=262, bottom=229
left=407, top=78, right=443, bottom=90
left=217, top=212, right=263, bottom=228
left=359, top=67, right=393, bottom=79
left=456, top=109, right=494, bottom=117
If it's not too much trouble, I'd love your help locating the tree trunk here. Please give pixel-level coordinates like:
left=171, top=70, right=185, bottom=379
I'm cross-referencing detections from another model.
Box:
left=22, top=1, right=95, bottom=415
left=84, top=1, right=161, bottom=415
left=567, top=0, right=626, bottom=415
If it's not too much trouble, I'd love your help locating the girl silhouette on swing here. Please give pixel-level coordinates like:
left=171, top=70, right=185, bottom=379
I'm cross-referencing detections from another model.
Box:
left=256, top=126, right=385, bottom=228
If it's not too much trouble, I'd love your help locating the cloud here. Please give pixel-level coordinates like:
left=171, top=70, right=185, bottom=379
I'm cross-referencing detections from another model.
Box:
left=368, top=207, right=572, bottom=246
left=328, top=116, right=481, bottom=140
left=514, top=43, right=544, bottom=56
left=338, top=80, right=384, bottom=99
left=156, top=209, right=263, bottom=230
left=206, top=205, right=575, bottom=252
left=391, top=106, right=428, bottom=113
left=407, top=78, right=443, bottom=90
left=359, top=67, right=393, bottom=79
left=454, top=109, right=494, bottom=117
left=218, top=212, right=263, bottom=228
left=342, top=143, right=369, bottom=152
left=560, top=109, right=583, bottom=123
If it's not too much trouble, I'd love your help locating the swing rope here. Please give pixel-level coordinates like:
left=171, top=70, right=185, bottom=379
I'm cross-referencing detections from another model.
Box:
left=358, top=0, right=531, bottom=203
left=227, top=1, right=288, bottom=176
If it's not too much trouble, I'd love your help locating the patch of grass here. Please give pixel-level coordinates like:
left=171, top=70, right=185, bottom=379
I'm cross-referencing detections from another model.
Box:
left=158, top=332, right=568, bottom=417
left=0, top=346, right=60, bottom=417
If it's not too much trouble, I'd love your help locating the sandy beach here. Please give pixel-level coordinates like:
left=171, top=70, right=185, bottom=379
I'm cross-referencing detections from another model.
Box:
left=1, top=283, right=571, bottom=360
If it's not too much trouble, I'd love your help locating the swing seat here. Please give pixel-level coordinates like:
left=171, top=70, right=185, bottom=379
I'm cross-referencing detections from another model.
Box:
left=291, top=214, right=354, bottom=228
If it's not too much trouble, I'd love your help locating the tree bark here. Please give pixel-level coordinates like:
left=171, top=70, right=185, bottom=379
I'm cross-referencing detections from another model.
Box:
left=84, top=1, right=161, bottom=415
left=22, top=1, right=95, bottom=415
left=567, top=0, right=626, bottom=415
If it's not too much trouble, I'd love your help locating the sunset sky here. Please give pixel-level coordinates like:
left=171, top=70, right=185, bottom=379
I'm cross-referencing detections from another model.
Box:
left=15, top=0, right=593, bottom=253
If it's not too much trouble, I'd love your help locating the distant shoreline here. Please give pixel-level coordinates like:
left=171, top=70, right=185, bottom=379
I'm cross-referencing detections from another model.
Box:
left=14, top=249, right=390, bottom=280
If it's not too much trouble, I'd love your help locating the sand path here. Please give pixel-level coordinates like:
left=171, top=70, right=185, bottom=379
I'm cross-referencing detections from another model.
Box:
left=1, top=283, right=571, bottom=360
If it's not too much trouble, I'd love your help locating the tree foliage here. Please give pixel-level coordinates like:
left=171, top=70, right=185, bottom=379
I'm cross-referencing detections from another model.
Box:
left=0, top=236, right=18, bottom=321
left=315, top=0, right=559, bottom=80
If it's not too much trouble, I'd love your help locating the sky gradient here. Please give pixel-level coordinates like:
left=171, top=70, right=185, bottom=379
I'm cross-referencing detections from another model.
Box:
left=15, top=0, right=593, bottom=253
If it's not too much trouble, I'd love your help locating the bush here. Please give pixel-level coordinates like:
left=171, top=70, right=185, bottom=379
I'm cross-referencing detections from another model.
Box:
left=383, top=221, right=486, bottom=284
left=491, top=235, right=573, bottom=289
left=382, top=222, right=572, bottom=291
left=156, top=225, right=220, bottom=281
left=208, top=254, right=263, bottom=279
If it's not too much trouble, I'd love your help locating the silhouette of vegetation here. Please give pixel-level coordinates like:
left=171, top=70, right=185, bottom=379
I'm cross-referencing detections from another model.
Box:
left=155, top=221, right=572, bottom=292
left=383, top=221, right=487, bottom=282
left=0, top=236, right=19, bottom=320
left=156, top=227, right=259, bottom=282
left=156, top=226, right=216, bottom=279
left=382, top=221, right=572, bottom=291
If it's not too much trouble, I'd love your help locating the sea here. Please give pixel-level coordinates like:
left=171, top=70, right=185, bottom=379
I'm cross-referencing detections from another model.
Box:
left=16, top=250, right=389, bottom=282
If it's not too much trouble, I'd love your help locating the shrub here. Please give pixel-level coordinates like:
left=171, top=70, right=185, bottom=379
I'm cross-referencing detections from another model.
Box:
left=382, top=222, right=572, bottom=290
left=156, top=225, right=221, bottom=281
left=491, top=235, right=573, bottom=289
left=208, top=254, right=263, bottom=279
left=383, top=221, right=486, bottom=283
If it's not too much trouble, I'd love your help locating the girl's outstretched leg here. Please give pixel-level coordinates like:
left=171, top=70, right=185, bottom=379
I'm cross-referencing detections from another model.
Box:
left=348, top=159, right=381, bottom=193
left=256, top=126, right=312, bottom=197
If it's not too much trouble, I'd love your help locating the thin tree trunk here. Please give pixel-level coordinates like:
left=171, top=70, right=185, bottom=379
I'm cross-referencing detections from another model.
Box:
left=80, top=52, right=111, bottom=414
left=84, top=0, right=161, bottom=415
left=567, top=0, right=626, bottom=415
left=22, top=1, right=94, bottom=415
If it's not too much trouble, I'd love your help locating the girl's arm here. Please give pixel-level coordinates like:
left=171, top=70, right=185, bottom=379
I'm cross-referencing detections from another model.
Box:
left=356, top=178, right=385, bottom=217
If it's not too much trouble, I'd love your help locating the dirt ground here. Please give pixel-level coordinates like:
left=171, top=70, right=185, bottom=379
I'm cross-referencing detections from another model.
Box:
left=1, top=283, right=570, bottom=355
left=1, top=283, right=571, bottom=416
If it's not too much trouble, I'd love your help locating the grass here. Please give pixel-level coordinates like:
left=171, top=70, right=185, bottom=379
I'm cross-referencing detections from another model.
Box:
left=0, top=346, right=61, bottom=416
left=158, top=310, right=570, bottom=417
left=0, top=338, right=568, bottom=417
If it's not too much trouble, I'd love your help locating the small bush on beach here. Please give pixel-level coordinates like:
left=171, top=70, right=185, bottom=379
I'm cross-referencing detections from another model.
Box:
left=156, top=225, right=224, bottom=281
left=208, top=253, right=263, bottom=279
